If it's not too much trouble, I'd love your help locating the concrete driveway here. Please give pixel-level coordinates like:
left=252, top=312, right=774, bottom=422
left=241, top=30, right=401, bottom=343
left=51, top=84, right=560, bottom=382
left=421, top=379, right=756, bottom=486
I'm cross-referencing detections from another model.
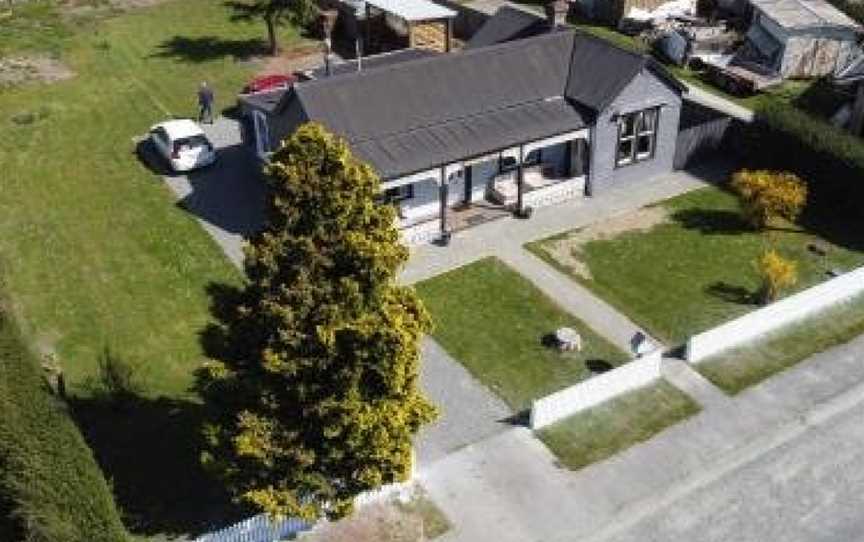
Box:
left=160, top=116, right=267, bottom=268
left=415, top=338, right=512, bottom=467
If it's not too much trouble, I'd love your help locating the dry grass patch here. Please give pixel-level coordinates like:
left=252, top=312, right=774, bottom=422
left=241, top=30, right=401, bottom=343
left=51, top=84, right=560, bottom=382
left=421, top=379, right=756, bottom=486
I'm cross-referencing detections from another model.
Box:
left=299, top=489, right=450, bottom=542
left=0, top=55, right=74, bottom=87
left=541, top=206, right=668, bottom=280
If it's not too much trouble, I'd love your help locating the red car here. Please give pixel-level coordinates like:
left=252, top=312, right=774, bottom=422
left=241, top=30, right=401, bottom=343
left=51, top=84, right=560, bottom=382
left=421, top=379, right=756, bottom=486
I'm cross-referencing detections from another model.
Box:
left=243, top=74, right=296, bottom=94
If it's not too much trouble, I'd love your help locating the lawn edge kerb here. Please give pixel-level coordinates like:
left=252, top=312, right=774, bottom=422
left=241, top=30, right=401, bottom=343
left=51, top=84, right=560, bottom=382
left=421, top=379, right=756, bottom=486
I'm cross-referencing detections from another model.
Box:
left=695, top=293, right=864, bottom=395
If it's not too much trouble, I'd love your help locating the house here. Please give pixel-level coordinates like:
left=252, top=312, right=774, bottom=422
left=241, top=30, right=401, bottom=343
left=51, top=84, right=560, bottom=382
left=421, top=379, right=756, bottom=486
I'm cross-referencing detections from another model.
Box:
left=744, top=0, right=862, bottom=78
left=239, top=29, right=685, bottom=244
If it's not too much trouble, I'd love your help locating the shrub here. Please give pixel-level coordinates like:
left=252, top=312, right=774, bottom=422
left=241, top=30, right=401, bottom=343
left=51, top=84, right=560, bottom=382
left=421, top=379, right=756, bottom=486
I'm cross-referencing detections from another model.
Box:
left=730, top=169, right=807, bottom=229
left=755, top=249, right=798, bottom=304
left=0, top=312, right=128, bottom=542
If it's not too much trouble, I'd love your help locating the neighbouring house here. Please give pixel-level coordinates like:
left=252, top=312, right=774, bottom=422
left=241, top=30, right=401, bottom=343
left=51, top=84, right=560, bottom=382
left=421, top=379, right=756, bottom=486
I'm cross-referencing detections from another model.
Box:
left=239, top=29, right=685, bottom=244
left=743, top=0, right=862, bottom=78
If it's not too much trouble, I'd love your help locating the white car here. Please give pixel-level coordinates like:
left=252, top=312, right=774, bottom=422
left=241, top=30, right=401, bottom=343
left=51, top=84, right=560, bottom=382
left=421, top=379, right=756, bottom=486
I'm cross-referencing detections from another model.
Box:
left=148, top=119, right=216, bottom=172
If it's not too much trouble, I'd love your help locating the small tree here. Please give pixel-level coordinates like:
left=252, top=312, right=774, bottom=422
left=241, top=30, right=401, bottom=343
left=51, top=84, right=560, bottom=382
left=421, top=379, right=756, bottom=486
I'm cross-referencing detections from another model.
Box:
left=731, top=169, right=808, bottom=230
left=199, top=123, right=437, bottom=520
left=226, top=0, right=317, bottom=56
left=755, top=248, right=797, bottom=304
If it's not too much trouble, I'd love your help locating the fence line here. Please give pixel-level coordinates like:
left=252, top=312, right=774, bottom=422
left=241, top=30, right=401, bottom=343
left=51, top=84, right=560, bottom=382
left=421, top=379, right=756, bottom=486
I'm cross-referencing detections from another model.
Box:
left=686, top=265, right=864, bottom=363
left=529, top=348, right=663, bottom=429
left=195, top=481, right=411, bottom=542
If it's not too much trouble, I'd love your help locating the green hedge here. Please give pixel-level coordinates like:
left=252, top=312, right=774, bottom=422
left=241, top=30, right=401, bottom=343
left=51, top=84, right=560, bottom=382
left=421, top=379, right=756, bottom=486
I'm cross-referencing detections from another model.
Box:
left=739, top=102, right=864, bottom=214
left=0, top=311, right=128, bottom=542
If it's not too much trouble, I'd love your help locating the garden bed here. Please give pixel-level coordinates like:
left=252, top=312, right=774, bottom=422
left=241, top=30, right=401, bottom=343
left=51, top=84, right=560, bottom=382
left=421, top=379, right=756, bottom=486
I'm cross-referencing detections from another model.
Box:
left=526, top=186, right=864, bottom=344
left=415, top=257, right=628, bottom=411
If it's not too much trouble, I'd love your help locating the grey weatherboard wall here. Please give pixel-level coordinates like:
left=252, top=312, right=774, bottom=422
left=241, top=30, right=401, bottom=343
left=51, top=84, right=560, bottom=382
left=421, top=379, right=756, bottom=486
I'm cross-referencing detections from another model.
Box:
left=588, top=68, right=682, bottom=194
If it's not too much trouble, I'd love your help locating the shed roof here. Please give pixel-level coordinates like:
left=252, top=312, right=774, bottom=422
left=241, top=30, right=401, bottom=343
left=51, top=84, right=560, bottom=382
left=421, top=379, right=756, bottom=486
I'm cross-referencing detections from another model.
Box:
left=465, top=6, right=548, bottom=49
left=751, top=0, right=861, bottom=30
left=364, top=0, right=457, bottom=21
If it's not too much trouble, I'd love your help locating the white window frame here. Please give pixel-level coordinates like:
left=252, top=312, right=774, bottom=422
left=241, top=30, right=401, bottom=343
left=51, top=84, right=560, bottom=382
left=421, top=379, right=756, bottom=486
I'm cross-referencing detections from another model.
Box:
left=615, top=108, right=659, bottom=168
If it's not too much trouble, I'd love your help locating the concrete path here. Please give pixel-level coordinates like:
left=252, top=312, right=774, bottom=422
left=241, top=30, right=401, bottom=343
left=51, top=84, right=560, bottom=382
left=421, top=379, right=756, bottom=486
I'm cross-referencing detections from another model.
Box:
left=401, top=160, right=729, bottom=285
left=161, top=117, right=266, bottom=269
left=684, top=84, right=755, bottom=123
left=497, top=248, right=650, bottom=352
left=662, top=357, right=729, bottom=410
left=419, top=333, right=864, bottom=542
left=415, top=338, right=512, bottom=466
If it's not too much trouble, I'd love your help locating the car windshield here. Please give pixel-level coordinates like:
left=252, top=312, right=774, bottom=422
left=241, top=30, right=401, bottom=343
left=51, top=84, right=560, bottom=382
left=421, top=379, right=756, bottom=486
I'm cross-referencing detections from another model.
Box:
left=173, top=135, right=210, bottom=152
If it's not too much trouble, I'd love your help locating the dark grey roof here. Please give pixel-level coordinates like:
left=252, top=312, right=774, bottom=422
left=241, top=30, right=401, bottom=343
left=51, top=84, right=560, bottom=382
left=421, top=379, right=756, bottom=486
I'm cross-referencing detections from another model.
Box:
left=353, top=98, right=588, bottom=178
left=276, top=30, right=682, bottom=179
left=239, top=88, right=286, bottom=113
left=465, top=6, right=548, bottom=49
left=304, top=48, right=441, bottom=79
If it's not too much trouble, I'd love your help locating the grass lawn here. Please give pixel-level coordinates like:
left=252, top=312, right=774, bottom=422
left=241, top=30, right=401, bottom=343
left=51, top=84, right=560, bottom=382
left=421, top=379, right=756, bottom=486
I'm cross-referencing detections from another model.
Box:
left=415, top=257, right=628, bottom=411
left=527, top=186, right=864, bottom=345
left=538, top=380, right=700, bottom=471
left=0, top=0, right=307, bottom=397
left=697, top=294, right=864, bottom=394
left=0, top=0, right=307, bottom=536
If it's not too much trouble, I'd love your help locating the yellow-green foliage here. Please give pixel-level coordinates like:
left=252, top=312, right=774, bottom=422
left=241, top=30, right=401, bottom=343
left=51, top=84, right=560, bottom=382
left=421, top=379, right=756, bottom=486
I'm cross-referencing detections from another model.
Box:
left=731, top=169, right=808, bottom=229
left=756, top=249, right=798, bottom=303
left=199, top=123, right=437, bottom=521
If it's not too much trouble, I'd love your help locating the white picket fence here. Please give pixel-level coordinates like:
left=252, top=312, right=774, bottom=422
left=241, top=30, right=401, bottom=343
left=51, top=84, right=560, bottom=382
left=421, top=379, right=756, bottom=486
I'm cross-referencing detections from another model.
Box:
left=686, top=265, right=864, bottom=363
left=195, top=481, right=411, bottom=542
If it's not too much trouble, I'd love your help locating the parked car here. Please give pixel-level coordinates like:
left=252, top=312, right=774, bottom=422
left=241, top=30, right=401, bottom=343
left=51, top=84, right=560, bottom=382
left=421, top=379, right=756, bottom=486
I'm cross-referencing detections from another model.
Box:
left=148, top=119, right=216, bottom=172
left=242, top=74, right=296, bottom=94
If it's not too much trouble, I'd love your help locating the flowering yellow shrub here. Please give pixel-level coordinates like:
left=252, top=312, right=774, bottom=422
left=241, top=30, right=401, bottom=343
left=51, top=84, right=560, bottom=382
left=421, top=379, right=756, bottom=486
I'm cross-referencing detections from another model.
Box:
left=731, top=170, right=808, bottom=229
left=756, top=248, right=798, bottom=303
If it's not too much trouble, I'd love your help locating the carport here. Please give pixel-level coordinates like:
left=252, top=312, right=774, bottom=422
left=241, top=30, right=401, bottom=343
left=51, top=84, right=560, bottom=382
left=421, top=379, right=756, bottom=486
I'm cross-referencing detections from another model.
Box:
left=362, top=0, right=458, bottom=52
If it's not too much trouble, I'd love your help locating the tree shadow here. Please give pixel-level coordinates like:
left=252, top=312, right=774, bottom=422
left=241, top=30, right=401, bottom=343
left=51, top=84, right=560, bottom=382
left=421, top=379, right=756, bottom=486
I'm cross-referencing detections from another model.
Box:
left=70, top=349, right=248, bottom=537
left=669, top=208, right=750, bottom=235
left=199, top=282, right=247, bottom=363
left=71, top=391, right=247, bottom=538
left=704, top=281, right=759, bottom=305
left=151, top=35, right=269, bottom=63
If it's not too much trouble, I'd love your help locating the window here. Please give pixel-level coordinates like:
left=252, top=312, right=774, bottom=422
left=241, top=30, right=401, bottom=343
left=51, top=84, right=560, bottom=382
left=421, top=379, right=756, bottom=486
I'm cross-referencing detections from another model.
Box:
left=615, top=108, right=658, bottom=167
left=499, top=155, right=519, bottom=173
left=383, top=183, right=414, bottom=203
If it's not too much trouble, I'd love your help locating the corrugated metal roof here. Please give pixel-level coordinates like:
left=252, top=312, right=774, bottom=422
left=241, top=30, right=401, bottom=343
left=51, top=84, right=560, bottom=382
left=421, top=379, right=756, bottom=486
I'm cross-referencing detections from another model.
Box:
left=752, top=0, right=861, bottom=30
left=365, top=0, right=456, bottom=21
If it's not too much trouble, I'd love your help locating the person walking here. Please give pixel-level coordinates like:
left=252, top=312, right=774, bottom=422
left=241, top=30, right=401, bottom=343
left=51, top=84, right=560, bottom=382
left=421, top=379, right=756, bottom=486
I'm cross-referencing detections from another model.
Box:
left=197, top=82, right=215, bottom=124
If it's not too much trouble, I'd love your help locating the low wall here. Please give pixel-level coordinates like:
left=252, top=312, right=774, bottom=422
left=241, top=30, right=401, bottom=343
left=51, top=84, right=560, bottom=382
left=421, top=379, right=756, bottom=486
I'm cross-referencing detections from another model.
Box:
left=686, top=265, right=864, bottom=363
left=523, top=178, right=586, bottom=209
left=529, top=348, right=663, bottom=429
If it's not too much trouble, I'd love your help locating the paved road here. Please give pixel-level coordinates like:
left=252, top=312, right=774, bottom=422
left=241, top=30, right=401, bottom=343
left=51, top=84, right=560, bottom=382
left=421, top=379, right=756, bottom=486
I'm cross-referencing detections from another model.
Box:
left=602, top=399, right=864, bottom=542
left=421, top=334, right=864, bottom=542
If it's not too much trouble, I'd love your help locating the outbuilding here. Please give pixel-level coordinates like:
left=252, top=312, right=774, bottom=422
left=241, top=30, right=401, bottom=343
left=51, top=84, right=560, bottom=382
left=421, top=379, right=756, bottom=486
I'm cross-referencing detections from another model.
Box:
left=746, top=0, right=862, bottom=78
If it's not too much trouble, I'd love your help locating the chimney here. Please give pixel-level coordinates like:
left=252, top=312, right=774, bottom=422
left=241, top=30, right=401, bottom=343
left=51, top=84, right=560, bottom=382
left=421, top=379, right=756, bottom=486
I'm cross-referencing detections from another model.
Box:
left=545, top=0, right=569, bottom=29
